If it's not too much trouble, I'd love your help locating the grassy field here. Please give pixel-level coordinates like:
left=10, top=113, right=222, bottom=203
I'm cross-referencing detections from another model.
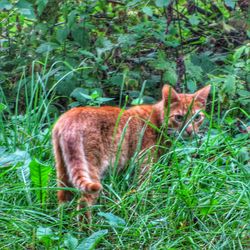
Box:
left=0, top=78, right=249, bottom=249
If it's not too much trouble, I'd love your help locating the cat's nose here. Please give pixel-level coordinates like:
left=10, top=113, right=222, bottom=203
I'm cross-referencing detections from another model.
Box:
left=186, top=127, right=193, bottom=136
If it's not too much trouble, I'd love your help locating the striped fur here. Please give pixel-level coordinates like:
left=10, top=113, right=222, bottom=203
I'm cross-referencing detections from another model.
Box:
left=52, top=84, right=210, bottom=222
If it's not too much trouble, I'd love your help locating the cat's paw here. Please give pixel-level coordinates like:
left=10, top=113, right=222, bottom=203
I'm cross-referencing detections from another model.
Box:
left=84, top=182, right=102, bottom=193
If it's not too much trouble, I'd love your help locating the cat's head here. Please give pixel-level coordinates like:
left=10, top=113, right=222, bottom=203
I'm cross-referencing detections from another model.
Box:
left=160, top=84, right=211, bottom=137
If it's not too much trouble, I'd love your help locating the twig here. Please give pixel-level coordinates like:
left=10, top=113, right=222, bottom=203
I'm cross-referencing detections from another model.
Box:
left=107, top=0, right=125, bottom=5
left=175, top=0, right=187, bottom=91
left=182, top=36, right=203, bottom=45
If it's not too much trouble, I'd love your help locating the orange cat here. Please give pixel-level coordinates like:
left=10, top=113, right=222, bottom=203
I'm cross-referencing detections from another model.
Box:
left=52, top=84, right=210, bottom=221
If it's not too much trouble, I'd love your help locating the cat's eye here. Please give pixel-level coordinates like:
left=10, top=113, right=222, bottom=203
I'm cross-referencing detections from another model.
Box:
left=175, top=115, right=184, bottom=122
left=194, top=114, right=202, bottom=122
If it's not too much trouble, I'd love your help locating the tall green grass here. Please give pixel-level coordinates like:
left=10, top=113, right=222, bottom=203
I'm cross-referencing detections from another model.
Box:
left=0, top=66, right=249, bottom=249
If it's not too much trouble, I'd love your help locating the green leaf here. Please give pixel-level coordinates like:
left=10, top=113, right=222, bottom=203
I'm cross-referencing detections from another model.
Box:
left=80, top=92, right=93, bottom=100
left=127, top=0, right=141, bottom=7
left=151, top=52, right=170, bottom=70
left=233, top=45, right=246, bottom=62
left=224, top=0, right=236, bottom=9
left=56, top=26, right=70, bottom=44
left=37, top=226, right=53, bottom=240
left=108, top=74, right=124, bottom=86
left=76, top=230, right=108, bottom=250
left=225, top=116, right=236, bottom=125
left=185, top=58, right=204, bottom=82
left=163, top=70, right=177, bottom=85
left=0, top=149, right=30, bottom=167
left=68, top=101, right=81, bottom=108
left=128, top=90, right=140, bottom=98
left=155, top=0, right=171, bottom=7
left=16, top=0, right=36, bottom=19
left=0, top=147, right=6, bottom=156
left=90, top=90, right=100, bottom=99
left=36, top=42, right=58, bottom=53
left=187, top=80, right=197, bottom=92
left=142, top=96, right=156, bottom=104
left=164, top=40, right=180, bottom=48
left=237, top=89, right=250, bottom=97
left=200, top=199, right=218, bottom=216
left=96, top=38, right=114, bottom=57
left=36, top=0, right=48, bottom=16
left=224, top=75, right=236, bottom=94
left=35, top=23, right=48, bottom=33
left=36, top=226, right=54, bottom=246
left=71, top=25, right=90, bottom=48
left=189, top=15, right=200, bottom=26
left=64, top=234, right=78, bottom=250
left=0, top=0, right=13, bottom=10
left=118, top=34, right=138, bottom=47
left=131, top=97, right=143, bottom=105
left=79, top=50, right=96, bottom=58
left=92, top=88, right=103, bottom=96
left=142, top=6, right=153, bottom=17
left=29, top=159, right=52, bottom=204
left=0, top=103, right=7, bottom=112
left=238, top=147, right=250, bottom=163
left=98, top=212, right=126, bottom=228
left=70, top=88, right=89, bottom=103
left=247, top=30, right=250, bottom=38
left=68, top=10, right=78, bottom=28
left=97, top=97, right=114, bottom=103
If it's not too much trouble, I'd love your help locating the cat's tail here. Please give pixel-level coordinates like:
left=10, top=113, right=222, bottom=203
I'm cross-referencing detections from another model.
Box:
left=57, top=132, right=102, bottom=193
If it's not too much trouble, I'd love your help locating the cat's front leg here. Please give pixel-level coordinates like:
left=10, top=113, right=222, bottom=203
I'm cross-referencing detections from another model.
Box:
left=137, top=146, right=158, bottom=185
left=77, top=192, right=100, bottom=224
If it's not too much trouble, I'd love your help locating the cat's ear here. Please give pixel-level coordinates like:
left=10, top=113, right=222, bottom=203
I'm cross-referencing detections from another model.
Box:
left=162, top=85, right=180, bottom=104
left=194, top=85, right=211, bottom=105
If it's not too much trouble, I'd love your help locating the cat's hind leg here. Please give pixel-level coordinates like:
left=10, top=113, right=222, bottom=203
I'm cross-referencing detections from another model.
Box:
left=77, top=166, right=102, bottom=223
left=59, top=134, right=103, bottom=194
left=53, top=134, right=73, bottom=203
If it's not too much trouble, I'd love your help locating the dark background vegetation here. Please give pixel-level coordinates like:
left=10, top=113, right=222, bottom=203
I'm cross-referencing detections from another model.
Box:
left=0, top=0, right=249, bottom=249
left=1, top=0, right=249, bottom=112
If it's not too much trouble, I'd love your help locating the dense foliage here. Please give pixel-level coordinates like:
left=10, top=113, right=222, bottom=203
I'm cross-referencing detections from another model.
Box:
left=1, top=0, right=249, bottom=110
left=0, top=0, right=249, bottom=249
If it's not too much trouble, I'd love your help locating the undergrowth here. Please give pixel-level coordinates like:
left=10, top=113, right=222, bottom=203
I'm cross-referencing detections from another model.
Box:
left=0, top=74, right=249, bottom=250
